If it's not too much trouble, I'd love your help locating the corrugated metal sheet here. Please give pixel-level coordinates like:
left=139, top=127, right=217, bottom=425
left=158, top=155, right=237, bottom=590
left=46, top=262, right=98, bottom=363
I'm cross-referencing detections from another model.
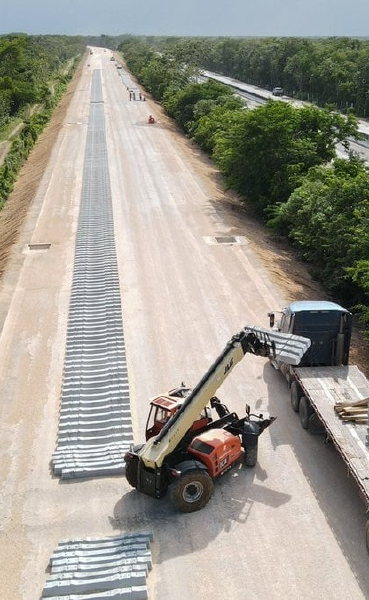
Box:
left=42, top=532, right=153, bottom=599
left=52, top=70, right=133, bottom=479
left=244, top=326, right=311, bottom=366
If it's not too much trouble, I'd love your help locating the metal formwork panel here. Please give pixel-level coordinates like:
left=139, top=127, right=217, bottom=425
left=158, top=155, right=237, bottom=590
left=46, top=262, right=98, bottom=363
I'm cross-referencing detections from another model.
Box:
left=52, top=70, right=133, bottom=478
left=42, top=533, right=153, bottom=599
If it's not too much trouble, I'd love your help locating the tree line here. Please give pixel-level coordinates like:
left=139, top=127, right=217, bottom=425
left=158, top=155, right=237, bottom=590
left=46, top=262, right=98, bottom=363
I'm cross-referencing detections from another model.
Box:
left=119, top=36, right=369, bottom=333
left=0, top=34, right=85, bottom=126
left=0, top=34, right=86, bottom=208
left=159, top=36, right=369, bottom=118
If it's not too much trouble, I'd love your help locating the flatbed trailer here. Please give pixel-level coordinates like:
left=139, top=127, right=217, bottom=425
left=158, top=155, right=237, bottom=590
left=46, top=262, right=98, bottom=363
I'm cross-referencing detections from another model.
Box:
left=268, top=300, right=369, bottom=552
left=293, top=365, right=369, bottom=548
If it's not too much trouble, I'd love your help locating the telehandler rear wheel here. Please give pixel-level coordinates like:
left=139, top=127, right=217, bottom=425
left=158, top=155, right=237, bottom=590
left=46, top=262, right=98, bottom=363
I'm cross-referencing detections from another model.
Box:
left=170, top=469, right=214, bottom=512
left=244, top=444, right=258, bottom=467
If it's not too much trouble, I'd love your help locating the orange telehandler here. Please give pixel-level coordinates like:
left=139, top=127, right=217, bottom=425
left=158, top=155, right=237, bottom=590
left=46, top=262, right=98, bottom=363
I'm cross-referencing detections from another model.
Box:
left=124, top=326, right=310, bottom=512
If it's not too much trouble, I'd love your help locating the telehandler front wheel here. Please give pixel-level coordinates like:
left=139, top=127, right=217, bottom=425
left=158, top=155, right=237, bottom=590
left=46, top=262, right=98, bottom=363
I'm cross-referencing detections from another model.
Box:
left=170, top=469, right=214, bottom=512
left=125, top=455, right=139, bottom=488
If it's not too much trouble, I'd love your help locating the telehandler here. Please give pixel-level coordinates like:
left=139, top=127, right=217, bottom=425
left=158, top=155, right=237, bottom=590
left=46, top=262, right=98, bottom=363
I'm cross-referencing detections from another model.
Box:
left=124, top=326, right=310, bottom=512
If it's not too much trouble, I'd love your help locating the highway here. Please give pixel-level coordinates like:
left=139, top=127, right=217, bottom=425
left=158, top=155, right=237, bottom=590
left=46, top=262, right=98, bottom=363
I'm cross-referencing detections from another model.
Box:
left=0, top=48, right=368, bottom=599
left=203, top=69, right=369, bottom=160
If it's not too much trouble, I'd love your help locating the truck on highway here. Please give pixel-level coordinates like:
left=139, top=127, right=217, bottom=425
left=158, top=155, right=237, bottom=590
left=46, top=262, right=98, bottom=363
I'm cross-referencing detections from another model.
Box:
left=268, top=300, right=369, bottom=552
left=124, top=326, right=310, bottom=512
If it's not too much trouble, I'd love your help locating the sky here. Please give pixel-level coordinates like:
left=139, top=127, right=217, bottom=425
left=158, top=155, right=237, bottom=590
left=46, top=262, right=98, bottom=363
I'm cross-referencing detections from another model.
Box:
left=2, top=0, right=369, bottom=38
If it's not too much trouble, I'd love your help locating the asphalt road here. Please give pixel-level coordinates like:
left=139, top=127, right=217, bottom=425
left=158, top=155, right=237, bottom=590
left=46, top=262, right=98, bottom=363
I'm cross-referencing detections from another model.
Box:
left=0, top=48, right=368, bottom=599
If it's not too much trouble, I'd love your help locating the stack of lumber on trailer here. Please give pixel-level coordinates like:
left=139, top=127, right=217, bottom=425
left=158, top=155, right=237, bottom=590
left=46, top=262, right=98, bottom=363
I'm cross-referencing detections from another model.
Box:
left=334, top=398, right=368, bottom=424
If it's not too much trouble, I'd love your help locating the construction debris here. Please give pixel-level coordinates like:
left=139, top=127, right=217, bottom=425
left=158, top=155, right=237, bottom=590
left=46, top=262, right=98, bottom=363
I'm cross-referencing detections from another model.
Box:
left=334, top=398, right=368, bottom=424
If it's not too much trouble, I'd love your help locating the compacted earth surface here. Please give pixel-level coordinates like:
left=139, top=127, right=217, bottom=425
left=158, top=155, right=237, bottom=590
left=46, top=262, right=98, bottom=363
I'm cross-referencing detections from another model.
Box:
left=1, top=51, right=369, bottom=600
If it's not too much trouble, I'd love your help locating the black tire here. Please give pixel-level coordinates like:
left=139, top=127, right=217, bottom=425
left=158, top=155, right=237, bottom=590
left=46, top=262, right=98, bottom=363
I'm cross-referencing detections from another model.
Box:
left=170, top=469, right=214, bottom=513
left=366, top=520, right=369, bottom=555
left=125, top=455, right=139, bottom=489
left=308, top=413, right=325, bottom=435
left=290, top=380, right=302, bottom=412
left=244, top=445, right=258, bottom=467
left=299, top=396, right=313, bottom=430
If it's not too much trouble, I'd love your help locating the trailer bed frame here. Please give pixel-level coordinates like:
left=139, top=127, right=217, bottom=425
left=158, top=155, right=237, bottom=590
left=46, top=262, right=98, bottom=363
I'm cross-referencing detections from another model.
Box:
left=295, top=365, right=369, bottom=507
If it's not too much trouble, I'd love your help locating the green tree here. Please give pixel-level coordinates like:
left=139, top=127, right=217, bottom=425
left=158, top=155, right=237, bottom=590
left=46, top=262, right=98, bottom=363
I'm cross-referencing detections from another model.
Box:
left=163, top=79, right=233, bottom=131
left=189, top=95, right=245, bottom=153
left=212, top=100, right=358, bottom=215
left=270, top=156, right=369, bottom=306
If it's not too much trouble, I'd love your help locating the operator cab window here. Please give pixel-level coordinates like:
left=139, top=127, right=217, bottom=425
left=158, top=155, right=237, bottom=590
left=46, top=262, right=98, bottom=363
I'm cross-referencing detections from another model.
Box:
left=156, top=407, right=171, bottom=424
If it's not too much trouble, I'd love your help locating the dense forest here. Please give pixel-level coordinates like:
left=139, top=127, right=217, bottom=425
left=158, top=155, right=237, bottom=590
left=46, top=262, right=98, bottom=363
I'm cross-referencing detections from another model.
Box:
left=158, top=36, right=369, bottom=117
left=0, top=34, right=86, bottom=207
left=119, top=36, right=369, bottom=333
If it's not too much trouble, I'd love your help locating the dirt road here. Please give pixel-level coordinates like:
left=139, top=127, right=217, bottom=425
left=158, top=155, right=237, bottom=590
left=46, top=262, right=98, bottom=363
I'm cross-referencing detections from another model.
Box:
left=0, top=49, right=368, bottom=599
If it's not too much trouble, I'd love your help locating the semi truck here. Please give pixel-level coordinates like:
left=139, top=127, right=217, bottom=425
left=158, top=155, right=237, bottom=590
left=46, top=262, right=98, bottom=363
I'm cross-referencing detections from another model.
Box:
left=268, top=300, right=369, bottom=552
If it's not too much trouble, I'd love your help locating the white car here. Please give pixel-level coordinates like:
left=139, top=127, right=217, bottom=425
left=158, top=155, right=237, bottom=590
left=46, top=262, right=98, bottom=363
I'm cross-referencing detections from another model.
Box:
left=272, top=87, right=284, bottom=96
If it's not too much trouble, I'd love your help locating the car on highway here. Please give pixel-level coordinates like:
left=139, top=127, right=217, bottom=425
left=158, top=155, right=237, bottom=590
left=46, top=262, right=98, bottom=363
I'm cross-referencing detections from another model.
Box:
left=272, top=87, right=284, bottom=96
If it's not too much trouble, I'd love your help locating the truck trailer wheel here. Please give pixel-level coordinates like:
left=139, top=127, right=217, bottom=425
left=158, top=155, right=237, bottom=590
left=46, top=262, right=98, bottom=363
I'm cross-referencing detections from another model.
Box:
left=244, top=444, right=258, bottom=467
left=170, top=469, right=214, bottom=512
left=299, top=396, right=313, bottom=430
left=290, top=380, right=302, bottom=412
